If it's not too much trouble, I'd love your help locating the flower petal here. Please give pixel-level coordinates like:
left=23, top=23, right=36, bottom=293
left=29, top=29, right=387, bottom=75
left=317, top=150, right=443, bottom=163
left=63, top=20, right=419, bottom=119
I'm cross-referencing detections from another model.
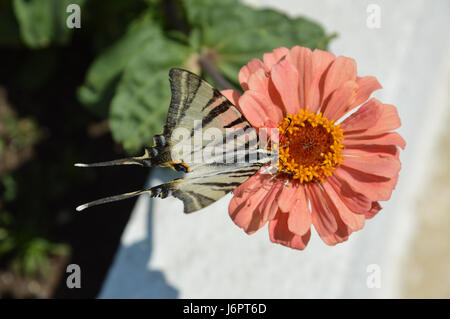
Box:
left=229, top=178, right=274, bottom=234
left=277, top=182, right=299, bottom=213
left=308, top=184, right=351, bottom=246
left=342, top=154, right=401, bottom=178
left=328, top=176, right=372, bottom=214
left=286, top=46, right=313, bottom=109
left=348, top=76, right=382, bottom=110
left=287, top=186, right=312, bottom=236
left=341, top=98, right=384, bottom=133
left=239, top=58, right=267, bottom=91
left=221, top=89, right=241, bottom=109
left=228, top=198, right=258, bottom=234
left=322, top=223, right=351, bottom=246
left=363, top=104, right=402, bottom=136
left=342, top=144, right=400, bottom=159
left=263, top=47, right=289, bottom=70
left=307, top=49, right=336, bottom=113
left=343, top=100, right=401, bottom=137
left=321, top=56, right=357, bottom=107
left=271, top=59, right=301, bottom=114
left=322, top=80, right=359, bottom=120
left=269, top=210, right=311, bottom=250
left=344, top=132, right=406, bottom=149
left=232, top=171, right=267, bottom=198
left=307, top=184, right=338, bottom=237
left=258, top=181, right=283, bottom=221
left=238, top=90, right=282, bottom=128
left=334, top=167, right=398, bottom=201
left=247, top=68, right=269, bottom=93
left=322, top=181, right=365, bottom=231
left=365, top=202, right=382, bottom=219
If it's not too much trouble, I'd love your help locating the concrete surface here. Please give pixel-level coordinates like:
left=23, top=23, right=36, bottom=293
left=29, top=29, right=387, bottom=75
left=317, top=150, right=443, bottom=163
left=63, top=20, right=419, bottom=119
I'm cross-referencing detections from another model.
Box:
left=99, top=0, right=450, bottom=298
left=400, top=66, right=450, bottom=298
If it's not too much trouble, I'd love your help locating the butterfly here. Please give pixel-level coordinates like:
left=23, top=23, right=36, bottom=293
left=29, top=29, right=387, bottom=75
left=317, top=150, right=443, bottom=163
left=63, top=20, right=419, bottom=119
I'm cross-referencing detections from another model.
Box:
left=75, top=68, right=277, bottom=214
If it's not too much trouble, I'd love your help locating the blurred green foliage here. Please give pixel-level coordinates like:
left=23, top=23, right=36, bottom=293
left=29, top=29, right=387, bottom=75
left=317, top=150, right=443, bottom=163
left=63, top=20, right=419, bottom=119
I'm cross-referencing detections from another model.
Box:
left=0, top=94, right=68, bottom=277
left=13, top=0, right=85, bottom=48
left=0, top=214, right=69, bottom=277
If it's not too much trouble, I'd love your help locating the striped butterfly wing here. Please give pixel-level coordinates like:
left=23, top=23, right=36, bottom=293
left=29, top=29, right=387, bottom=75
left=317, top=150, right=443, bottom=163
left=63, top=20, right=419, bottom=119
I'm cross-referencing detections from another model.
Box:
left=76, top=68, right=265, bottom=214
left=162, top=68, right=258, bottom=167
left=155, top=68, right=262, bottom=213
left=164, top=68, right=250, bottom=137
left=167, top=162, right=261, bottom=213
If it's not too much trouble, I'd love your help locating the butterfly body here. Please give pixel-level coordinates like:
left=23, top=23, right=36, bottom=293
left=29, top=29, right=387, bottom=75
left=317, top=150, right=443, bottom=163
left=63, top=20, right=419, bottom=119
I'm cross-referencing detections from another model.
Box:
left=76, top=68, right=275, bottom=213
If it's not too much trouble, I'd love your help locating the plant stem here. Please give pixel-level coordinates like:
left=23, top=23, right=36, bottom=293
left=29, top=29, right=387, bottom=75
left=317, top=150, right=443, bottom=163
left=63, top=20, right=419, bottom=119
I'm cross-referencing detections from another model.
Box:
left=164, top=0, right=238, bottom=92
left=198, top=55, right=238, bottom=92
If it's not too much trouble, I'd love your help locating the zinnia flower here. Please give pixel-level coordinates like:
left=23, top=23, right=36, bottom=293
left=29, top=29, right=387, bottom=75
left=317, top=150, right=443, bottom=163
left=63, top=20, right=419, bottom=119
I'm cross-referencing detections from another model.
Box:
left=221, top=46, right=405, bottom=250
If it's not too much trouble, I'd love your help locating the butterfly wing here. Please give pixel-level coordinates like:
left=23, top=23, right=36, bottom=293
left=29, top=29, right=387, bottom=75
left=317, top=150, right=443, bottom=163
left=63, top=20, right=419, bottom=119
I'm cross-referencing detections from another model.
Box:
left=154, top=68, right=262, bottom=213
left=76, top=68, right=264, bottom=213
left=153, top=162, right=261, bottom=213
left=154, top=68, right=257, bottom=167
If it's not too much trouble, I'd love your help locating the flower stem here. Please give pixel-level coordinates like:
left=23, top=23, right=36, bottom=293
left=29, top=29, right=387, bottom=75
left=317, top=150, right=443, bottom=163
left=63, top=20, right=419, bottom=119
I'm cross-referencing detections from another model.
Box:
left=198, top=55, right=238, bottom=92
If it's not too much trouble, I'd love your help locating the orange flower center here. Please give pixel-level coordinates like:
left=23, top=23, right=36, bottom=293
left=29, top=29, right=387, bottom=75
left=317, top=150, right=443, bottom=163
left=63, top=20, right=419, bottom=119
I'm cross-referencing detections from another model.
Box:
left=276, top=109, right=344, bottom=183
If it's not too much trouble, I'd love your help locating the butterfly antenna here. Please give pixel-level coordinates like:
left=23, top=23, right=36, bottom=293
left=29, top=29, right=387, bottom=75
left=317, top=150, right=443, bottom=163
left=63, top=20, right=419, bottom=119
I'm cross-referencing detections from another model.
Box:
left=281, top=118, right=292, bottom=137
left=74, top=148, right=153, bottom=168
left=269, top=118, right=293, bottom=150
left=278, top=141, right=292, bottom=150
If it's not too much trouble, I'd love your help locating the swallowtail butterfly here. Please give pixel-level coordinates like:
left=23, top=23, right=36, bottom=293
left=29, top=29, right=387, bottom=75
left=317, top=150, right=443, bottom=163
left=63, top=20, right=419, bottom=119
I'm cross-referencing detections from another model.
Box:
left=75, top=68, right=276, bottom=213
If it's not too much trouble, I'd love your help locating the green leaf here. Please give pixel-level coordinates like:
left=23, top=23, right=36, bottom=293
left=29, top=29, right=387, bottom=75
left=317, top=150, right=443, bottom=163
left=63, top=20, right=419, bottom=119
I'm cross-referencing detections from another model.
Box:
left=78, top=21, right=164, bottom=117
left=183, top=0, right=334, bottom=87
left=0, top=1, right=22, bottom=47
left=0, top=236, right=16, bottom=255
left=2, top=175, right=18, bottom=202
left=11, top=237, right=68, bottom=277
left=13, top=0, right=85, bottom=48
left=110, top=35, right=195, bottom=153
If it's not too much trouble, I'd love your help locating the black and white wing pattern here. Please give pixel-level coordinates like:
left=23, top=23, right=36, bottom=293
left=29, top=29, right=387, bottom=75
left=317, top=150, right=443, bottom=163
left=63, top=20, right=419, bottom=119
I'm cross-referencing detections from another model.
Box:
left=76, top=68, right=269, bottom=213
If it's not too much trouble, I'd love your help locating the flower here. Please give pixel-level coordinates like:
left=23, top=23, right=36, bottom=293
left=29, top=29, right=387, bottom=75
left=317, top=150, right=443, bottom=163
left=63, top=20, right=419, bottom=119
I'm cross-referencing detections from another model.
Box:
left=221, top=46, right=405, bottom=250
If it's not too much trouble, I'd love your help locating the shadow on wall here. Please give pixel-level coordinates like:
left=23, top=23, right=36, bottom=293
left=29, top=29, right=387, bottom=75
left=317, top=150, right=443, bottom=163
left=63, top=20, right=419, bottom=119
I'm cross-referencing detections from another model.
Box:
left=99, top=169, right=179, bottom=298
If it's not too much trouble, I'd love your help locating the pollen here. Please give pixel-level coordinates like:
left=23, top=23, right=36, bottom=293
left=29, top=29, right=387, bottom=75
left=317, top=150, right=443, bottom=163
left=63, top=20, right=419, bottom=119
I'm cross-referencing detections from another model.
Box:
left=276, top=109, right=344, bottom=183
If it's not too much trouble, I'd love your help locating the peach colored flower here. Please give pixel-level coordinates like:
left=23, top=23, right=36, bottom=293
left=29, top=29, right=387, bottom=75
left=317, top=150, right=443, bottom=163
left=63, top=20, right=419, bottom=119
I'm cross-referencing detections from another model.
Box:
left=221, top=46, right=405, bottom=250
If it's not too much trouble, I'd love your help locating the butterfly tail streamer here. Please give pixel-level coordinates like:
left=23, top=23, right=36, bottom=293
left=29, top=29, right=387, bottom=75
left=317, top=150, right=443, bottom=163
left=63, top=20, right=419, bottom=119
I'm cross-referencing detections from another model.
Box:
left=74, top=148, right=158, bottom=168
left=74, top=158, right=148, bottom=168
left=75, top=182, right=172, bottom=211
